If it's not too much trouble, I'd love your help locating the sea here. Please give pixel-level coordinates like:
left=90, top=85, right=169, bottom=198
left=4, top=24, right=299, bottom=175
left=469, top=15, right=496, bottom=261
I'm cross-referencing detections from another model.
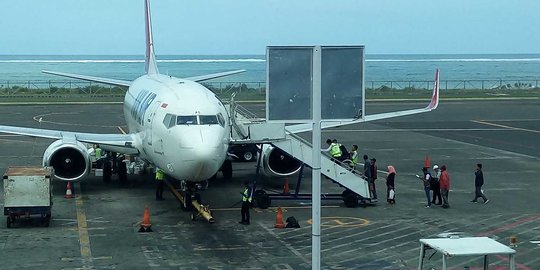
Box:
left=1, top=54, right=539, bottom=83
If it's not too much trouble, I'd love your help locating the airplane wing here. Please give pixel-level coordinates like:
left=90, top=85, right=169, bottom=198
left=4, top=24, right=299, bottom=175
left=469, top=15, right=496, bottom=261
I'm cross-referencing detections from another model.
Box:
left=184, top=69, right=246, bottom=82
left=285, top=69, right=440, bottom=134
left=43, top=69, right=246, bottom=85
left=0, top=125, right=139, bottom=154
left=42, top=70, right=132, bottom=87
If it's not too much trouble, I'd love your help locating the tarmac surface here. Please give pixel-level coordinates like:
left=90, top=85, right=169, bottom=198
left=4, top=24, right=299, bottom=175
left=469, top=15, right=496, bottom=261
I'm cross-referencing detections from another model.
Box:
left=0, top=99, right=539, bottom=270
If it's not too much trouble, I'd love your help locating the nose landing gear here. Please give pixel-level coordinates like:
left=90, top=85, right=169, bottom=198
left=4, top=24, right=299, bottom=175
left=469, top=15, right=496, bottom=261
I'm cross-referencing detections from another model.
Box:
left=165, top=179, right=215, bottom=223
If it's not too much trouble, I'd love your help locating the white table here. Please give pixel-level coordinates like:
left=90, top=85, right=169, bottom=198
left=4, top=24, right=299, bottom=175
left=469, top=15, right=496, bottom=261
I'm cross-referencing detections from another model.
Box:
left=418, top=237, right=516, bottom=270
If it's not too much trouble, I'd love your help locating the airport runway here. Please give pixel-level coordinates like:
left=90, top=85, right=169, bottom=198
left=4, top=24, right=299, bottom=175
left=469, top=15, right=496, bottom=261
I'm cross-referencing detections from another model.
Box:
left=0, top=99, right=539, bottom=269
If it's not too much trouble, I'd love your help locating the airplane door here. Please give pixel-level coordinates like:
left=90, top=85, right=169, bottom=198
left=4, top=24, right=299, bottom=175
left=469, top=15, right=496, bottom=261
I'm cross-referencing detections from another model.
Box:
left=145, top=100, right=160, bottom=146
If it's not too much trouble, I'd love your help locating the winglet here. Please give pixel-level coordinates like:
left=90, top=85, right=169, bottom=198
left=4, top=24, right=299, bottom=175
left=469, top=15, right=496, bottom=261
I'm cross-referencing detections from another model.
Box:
left=426, top=68, right=439, bottom=110
left=145, top=0, right=159, bottom=75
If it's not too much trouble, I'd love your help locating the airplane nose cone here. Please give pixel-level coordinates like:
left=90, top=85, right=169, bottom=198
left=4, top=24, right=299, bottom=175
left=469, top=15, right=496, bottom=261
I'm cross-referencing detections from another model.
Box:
left=195, top=129, right=223, bottom=147
left=191, top=146, right=223, bottom=180
left=193, top=146, right=220, bottom=161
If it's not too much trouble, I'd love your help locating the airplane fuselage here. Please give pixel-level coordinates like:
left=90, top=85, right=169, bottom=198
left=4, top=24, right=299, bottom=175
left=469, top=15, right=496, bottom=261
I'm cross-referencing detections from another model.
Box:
left=123, top=74, right=230, bottom=181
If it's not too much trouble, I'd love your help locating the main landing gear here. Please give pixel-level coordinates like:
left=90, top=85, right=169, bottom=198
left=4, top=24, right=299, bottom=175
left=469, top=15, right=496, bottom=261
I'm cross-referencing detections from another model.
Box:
left=167, top=180, right=214, bottom=223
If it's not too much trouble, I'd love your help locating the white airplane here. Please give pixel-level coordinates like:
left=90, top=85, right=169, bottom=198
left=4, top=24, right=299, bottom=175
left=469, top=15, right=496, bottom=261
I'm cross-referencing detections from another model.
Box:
left=0, top=0, right=243, bottom=185
left=0, top=0, right=439, bottom=201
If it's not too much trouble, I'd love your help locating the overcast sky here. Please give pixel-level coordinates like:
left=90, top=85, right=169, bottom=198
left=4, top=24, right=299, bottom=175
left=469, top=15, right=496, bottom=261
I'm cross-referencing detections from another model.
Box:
left=1, top=0, right=539, bottom=55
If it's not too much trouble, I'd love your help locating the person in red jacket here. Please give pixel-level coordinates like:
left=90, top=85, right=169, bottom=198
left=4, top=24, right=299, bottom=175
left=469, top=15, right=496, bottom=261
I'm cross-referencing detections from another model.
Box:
left=439, top=165, right=450, bottom=208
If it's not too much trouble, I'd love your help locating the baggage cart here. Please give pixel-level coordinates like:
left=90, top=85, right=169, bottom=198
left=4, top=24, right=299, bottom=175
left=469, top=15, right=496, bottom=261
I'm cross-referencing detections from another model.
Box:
left=3, top=167, right=53, bottom=228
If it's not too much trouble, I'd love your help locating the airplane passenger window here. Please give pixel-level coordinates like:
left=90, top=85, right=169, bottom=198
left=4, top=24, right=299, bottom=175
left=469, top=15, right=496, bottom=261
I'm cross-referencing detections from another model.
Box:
left=217, top=113, right=225, bottom=127
left=177, top=115, right=197, bottom=125
left=199, top=115, right=219, bottom=125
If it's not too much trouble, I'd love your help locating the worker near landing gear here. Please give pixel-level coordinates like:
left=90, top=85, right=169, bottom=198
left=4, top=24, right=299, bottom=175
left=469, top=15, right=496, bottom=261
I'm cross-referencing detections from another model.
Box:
left=95, top=144, right=103, bottom=168
left=155, top=168, right=165, bottom=201
left=240, top=181, right=252, bottom=225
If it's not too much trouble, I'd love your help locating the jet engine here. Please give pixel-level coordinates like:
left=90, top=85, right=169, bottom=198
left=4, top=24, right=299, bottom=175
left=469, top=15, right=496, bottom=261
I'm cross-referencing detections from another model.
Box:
left=42, top=139, right=91, bottom=181
left=260, top=145, right=303, bottom=177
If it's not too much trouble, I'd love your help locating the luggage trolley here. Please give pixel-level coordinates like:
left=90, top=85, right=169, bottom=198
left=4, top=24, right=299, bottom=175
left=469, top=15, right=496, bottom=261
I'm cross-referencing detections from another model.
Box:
left=3, top=167, right=53, bottom=228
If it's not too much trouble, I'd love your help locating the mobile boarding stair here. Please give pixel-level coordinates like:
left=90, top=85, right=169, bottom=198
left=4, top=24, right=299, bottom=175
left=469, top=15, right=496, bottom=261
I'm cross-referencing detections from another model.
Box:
left=227, top=98, right=372, bottom=208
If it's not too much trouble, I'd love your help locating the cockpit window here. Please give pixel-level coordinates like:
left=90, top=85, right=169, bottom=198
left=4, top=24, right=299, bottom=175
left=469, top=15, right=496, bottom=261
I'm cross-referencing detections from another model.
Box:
left=166, top=114, right=225, bottom=127
left=217, top=113, right=225, bottom=127
left=199, top=115, right=219, bottom=125
left=163, top=113, right=175, bottom=128
left=177, top=115, right=197, bottom=125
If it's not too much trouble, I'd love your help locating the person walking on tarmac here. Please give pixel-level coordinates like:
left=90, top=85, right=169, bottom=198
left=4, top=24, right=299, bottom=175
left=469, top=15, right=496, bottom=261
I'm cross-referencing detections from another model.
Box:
left=386, top=165, right=396, bottom=205
left=440, top=165, right=451, bottom=208
left=240, top=181, right=252, bottom=225
left=322, top=139, right=342, bottom=162
left=431, top=165, right=442, bottom=205
left=155, top=168, right=165, bottom=201
left=471, top=163, right=489, bottom=204
left=370, top=158, right=378, bottom=201
left=417, top=167, right=432, bottom=208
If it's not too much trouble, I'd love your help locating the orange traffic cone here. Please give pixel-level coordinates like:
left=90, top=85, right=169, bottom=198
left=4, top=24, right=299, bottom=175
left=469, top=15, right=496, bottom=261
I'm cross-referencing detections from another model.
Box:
left=274, top=207, right=285, bottom=229
left=64, top=181, right=74, bottom=199
left=424, top=154, right=430, bottom=168
left=138, top=206, right=152, bottom=232
left=282, top=179, right=290, bottom=194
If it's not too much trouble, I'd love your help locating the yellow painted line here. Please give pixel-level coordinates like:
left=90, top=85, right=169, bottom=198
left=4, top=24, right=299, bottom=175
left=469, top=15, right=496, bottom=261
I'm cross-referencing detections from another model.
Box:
left=74, top=182, right=94, bottom=269
left=471, top=120, right=540, bottom=134
left=333, top=219, right=345, bottom=225
left=117, top=126, right=127, bottom=134
left=306, top=216, right=370, bottom=228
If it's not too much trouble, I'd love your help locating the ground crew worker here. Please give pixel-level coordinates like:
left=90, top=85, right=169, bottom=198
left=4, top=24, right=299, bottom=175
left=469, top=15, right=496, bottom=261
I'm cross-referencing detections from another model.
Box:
left=350, top=145, right=359, bottom=170
left=240, top=181, right=252, bottom=225
left=95, top=144, right=103, bottom=168
left=322, top=139, right=342, bottom=161
left=155, top=168, right=165, bottom=201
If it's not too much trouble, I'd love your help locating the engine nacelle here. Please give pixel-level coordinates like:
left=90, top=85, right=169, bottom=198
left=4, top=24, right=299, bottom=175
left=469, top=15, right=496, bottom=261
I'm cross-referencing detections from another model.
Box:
left=260, top=144, right=303, bottom=177
left=42, top=139, right=91, bottom=181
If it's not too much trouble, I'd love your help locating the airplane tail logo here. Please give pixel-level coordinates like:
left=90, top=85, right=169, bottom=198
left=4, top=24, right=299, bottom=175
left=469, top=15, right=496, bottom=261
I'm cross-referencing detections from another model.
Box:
left=427, top=69, right=440, bottom=110
left=145, top=0, right=159, bottom=75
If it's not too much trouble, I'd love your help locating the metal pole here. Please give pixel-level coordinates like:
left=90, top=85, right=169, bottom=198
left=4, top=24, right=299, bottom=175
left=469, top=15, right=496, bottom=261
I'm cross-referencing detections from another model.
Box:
left=311, top=45, right=322, bottom=270
left=417, top=243, right=424, bottom=270
left=510, top=254, right=515, bottom=270
left=483, top=255, right=488, bottom=270
left=442, top=254, right=447, bottom=270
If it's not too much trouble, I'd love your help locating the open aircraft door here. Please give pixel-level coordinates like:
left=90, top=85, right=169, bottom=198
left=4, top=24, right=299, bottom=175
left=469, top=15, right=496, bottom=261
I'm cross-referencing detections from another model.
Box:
left=145, top=100, right=161, bottom=147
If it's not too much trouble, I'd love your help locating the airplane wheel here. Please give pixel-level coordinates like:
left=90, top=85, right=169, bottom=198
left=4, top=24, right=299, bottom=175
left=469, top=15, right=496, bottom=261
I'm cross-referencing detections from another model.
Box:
left=103, top=162, right=112, bottom=182
left=118, top=161, right=127, bottom=184
left=242, top=151, right=255, bottom=162
left=191, top=213, right=196, bottom=221
left=6, top=216, right=12, bottom=228
left=221, top=159, right=232, bottom=179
